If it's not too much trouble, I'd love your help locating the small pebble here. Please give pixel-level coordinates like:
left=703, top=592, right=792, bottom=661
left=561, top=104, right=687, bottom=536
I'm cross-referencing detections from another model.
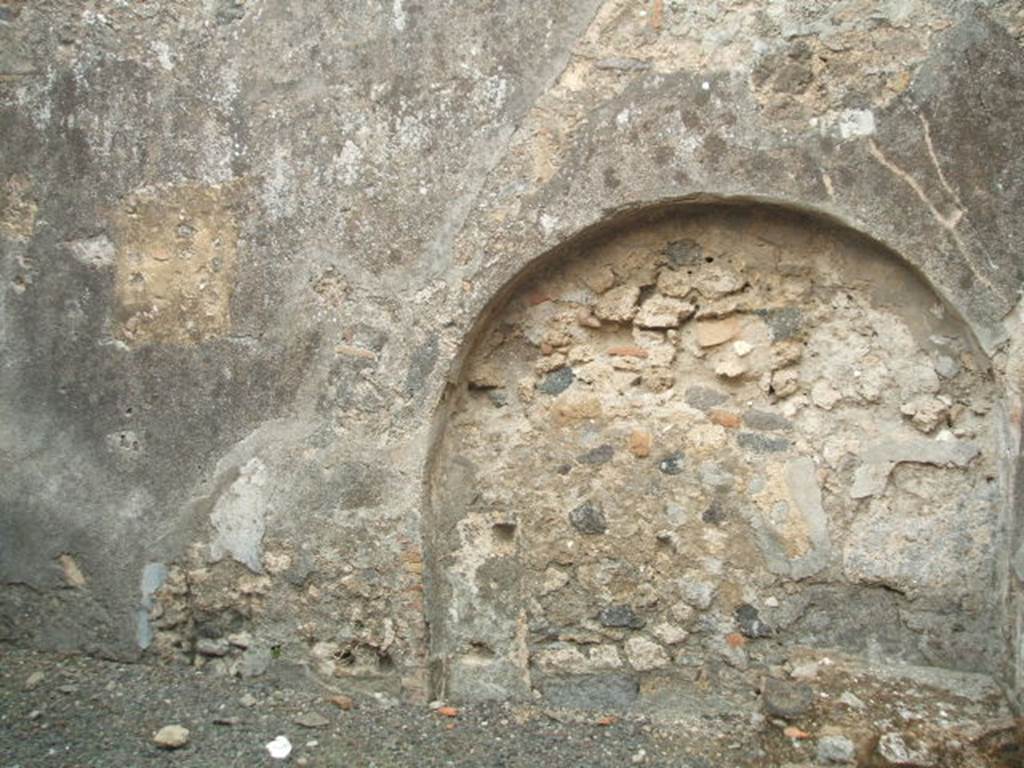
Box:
left=153, top=724, right=190, bottom=750
left=24, top=672, right=44, bottom=691
left=329, top=694, right=354, bottom=711
left=294, top=712, right=330, bottom=728
left=266, top=735, right=292, bottom=760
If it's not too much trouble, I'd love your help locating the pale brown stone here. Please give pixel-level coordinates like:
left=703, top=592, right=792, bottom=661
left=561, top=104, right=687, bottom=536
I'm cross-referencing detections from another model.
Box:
left=628, top=429, right=653, bottom=457
left=607, top=345, right=648, bottom=358
left=58, top=554, right=86, bottom=588
left=593, top=284, right=640, bottom=322
left=576, top=309, right=602, bottom=328
left=582, top=265, right=616, bottom=294
left=696, top=316, right=742, bottom=347
left=656, top=268, right=691, bottom=298
left=467, top=360, right=503, bottom=388
left=634, top=296, right=695, bottom=329
left=553, top=394, right=602, bottom=423
left=643, top=367, right=675, bottom=392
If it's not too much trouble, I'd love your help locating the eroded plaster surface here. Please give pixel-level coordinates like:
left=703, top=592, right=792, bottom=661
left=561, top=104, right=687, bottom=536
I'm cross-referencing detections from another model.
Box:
left=1, top=0, right=1022, bottom=710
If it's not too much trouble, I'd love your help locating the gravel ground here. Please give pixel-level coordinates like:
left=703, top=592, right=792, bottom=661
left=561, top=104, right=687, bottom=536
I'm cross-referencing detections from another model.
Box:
left=0, top=648, right=755, bottom=768
left=1, top=647, right=1021, bottom=767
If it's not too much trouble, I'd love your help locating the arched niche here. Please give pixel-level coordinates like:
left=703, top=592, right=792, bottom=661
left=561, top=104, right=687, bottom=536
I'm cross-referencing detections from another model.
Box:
left=424, top=201, right=1007, bottom=711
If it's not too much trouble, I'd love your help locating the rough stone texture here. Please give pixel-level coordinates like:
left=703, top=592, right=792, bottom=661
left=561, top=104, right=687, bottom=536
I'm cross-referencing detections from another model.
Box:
left=152, top=724, right=190, bottom=750
left=877, top=732, right=936, bottom=766
left=761, top=678, right=814, bottom=720
left=816, top=734, right=856, bottom=765
left=433, top=208, right=1006, bottom=702
left=1, top=0, right=1022, bottom=713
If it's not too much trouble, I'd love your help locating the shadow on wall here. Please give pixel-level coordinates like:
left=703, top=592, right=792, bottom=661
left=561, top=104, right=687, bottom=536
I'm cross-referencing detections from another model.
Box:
left=423, top=200, right=1011, bottom=710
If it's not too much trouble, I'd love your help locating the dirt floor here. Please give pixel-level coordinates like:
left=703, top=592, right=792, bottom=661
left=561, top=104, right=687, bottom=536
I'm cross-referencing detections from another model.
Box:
left=1, top=646, right=1021, bottom=767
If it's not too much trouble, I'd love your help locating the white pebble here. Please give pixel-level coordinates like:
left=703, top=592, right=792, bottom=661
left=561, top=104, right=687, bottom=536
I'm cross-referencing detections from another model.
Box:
left=266, top=735, right=293, bottom=760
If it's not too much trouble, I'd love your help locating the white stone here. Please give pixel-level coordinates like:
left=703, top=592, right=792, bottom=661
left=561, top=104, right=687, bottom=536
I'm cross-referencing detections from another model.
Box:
left=714, top=357, right=747, bottom=379
left=634, top=296, right=695, bottom=329
left=533, top=646, right=587, bottom=673
left=209, top=457, right=268, bottom=573
left=586, top=644, right=623, bottom=669
left=790, top=661, right=819, bottom=680
left=266, top=735, right=293, bottom=760
left=67, top=235, right=115, bottom=269
left=651, top=622, right=689, bottom=645
left=837, top=108, right=876, bottom=139
left=625, top=637, right=669, bottom=671
left=732, top=340, right=753, bottom=357
left=153, top=725, right=190, bottom=749
left=694, top=266, right=744, bottom=298
left=811, top=380, right=841, bottom=410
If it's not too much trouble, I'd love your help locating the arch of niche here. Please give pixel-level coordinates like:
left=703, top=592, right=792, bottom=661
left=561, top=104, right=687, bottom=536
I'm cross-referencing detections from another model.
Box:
left=424, top=202, right=1004, bottom=711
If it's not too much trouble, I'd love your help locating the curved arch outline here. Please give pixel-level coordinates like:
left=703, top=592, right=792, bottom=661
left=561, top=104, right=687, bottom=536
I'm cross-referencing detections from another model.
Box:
left=417, top=194, right=996, bottom=701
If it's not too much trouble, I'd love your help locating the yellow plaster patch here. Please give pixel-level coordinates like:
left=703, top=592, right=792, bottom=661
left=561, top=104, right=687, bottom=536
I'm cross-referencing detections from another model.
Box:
left=0, top=176, right=38, bottom=240
left=111, top=183, right=240, bottom=345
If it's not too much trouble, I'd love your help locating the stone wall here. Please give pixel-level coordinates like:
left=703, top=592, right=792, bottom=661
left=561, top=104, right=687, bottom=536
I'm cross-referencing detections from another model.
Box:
left=1, top=0, right=1023, bottom=709
left=429, top=205, right=1006, bottom=705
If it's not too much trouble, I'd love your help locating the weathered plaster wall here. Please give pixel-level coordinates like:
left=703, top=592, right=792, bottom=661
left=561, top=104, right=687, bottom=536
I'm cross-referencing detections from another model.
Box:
left=1, top=0, right=1022, bottom=707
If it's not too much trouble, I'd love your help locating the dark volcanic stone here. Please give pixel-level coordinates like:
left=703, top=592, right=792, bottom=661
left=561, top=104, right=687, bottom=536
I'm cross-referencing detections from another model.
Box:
left=742, top=409, right=792, bottom=432
left=405, top=335, right=439, bottom=396
left=754, top=307, right=802, bottom=341
left=684, top=386, right=728, bottom=411
left=663, top=239, right=704, bottom=268
left=577, top=444, right=614, bottom=465
left=702, top=501, right=727, bottom=525
left=762, top=678, right=814, bottom=719
left=569, top=501, right=607, bottom=535
left=537, top=367, right=574, bottom=395
left=735, top=603, right=773, bottom=638
left=540, top=673, right=639, bottom=709
left=658, top=451, right=685, bottom=475
left=737, top=432, right=791, bottom=453
left=598, top=605, right=645, bottom=629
